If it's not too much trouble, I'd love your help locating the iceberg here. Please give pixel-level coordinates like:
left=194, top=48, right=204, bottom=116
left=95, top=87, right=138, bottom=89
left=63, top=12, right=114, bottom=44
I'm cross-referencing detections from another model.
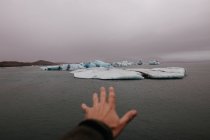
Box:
left=60, top=64, right=70, bottom=71
left=40, top=65, right=61, bottom=71
left=83, top=60, right=112, bottom=68
left=93, top=60, right=112, bottom=67
left=61, top=64, right=86, bottom=71
left=41, top=64, right=85, bottom=71
left=84, top=62, right=97, bottom=68
left=69, top=64, right=85, bottom=71
left=71, top=67, right=144, bottom=80
left=127, top=67, right=186, bottom=79
left=112, top=61, right=135, bottom=67
left=40, top=60, right=186, bottom=80
left=149, top=60, right=160, bottom=65
left=40, top=60, right=112, bottom=71
left=137, top=60, right=143, bottom=65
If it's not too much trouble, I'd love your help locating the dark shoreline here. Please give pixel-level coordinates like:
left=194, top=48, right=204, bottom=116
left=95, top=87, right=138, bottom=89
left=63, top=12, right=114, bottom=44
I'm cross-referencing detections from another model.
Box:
left=0, top=60, right=57, bottom=67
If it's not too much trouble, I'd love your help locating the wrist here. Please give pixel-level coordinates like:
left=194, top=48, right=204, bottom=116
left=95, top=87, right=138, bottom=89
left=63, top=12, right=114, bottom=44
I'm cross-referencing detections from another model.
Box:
left=79, top=119, right=114, bottom=140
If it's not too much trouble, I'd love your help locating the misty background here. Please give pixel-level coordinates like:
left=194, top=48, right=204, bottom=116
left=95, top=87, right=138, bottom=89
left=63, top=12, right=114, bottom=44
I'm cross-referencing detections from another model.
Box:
left=0, top=0, right=210, bottom=62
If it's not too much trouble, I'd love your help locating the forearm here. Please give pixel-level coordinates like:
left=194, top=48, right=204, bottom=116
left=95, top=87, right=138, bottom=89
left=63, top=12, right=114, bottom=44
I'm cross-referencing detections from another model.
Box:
left=61, top=119, right=113, bottom=140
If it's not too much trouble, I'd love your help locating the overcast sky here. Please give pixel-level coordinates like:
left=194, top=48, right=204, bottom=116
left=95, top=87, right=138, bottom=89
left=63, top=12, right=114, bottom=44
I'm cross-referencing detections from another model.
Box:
left=0, top=0, right=210, bottom=62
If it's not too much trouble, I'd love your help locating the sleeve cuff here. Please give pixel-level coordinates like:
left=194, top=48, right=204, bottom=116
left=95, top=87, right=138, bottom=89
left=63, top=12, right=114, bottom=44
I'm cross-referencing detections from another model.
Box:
left=79, top=119, right=114, bottom=140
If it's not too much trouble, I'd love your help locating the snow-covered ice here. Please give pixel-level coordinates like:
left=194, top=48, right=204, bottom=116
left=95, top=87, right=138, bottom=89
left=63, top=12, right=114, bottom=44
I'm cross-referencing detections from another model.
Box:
left=127, top=67, right=186, bottom=79
left=71, top=67, right=144, bottom=80
left=112, top=61, right=135, bottom=67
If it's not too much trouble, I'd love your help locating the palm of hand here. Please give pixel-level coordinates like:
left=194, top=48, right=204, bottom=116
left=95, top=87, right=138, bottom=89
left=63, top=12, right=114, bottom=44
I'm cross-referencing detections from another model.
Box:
left=81, top=87, right=137, bottom=137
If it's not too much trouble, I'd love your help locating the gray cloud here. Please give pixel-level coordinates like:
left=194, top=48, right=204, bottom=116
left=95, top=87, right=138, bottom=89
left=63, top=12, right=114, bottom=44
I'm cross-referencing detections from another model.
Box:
left=0, top=0, right=210, bottom=62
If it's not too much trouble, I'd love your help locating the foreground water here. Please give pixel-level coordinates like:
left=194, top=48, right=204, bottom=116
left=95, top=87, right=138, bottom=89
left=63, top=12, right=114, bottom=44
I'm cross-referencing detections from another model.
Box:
left=0, top=62, right=210, bottom=140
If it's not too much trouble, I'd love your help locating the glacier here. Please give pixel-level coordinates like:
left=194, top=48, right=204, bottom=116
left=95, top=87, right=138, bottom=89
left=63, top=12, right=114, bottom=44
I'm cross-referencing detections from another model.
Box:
left=71, top=67, right=144, bottom=80
left=127, top=67, right=186, bottom=79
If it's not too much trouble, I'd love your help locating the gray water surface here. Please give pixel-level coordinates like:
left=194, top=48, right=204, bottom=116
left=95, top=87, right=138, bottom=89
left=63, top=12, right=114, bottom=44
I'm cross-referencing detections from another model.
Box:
left=0, top=62, right=210, bottom=140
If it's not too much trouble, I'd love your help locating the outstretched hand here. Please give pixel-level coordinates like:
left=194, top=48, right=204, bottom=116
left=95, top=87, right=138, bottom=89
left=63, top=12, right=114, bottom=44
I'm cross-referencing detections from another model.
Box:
left=81, top=87, right=137, bottom=138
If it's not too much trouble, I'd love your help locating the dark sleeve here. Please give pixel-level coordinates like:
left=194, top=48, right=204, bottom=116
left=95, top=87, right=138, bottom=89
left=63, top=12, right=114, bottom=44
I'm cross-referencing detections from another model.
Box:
left=61, top=119, right=114, bottom=140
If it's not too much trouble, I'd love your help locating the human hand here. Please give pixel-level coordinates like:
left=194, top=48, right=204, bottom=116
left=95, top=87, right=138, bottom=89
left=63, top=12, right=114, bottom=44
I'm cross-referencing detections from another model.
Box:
left=81, top=87, right=137, bottom=138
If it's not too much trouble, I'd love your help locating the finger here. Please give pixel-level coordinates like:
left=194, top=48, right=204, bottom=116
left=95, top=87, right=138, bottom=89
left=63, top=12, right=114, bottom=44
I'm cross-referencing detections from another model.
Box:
left=120, top=110, right=137, bottom=126
left=81, top=103, right=90, bottom=113
left=108, top=87, right=116, bottom=109
left=92, top=93, right=99, bottom=107
left=100, top=87, right=106, bottom=103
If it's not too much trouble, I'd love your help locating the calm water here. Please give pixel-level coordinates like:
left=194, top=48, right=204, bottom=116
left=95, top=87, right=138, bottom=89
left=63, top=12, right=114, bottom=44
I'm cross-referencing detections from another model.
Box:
left=0, top=62, right=210, bottom=140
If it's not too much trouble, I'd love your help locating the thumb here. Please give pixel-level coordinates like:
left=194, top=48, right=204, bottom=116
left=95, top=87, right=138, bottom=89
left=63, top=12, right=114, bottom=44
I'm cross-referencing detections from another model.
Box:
left=120, top=110, right=137, bottom=126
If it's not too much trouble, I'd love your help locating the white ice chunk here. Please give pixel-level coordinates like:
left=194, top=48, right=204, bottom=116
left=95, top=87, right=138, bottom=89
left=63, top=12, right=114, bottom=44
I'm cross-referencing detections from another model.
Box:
left=93, top=60, right=112, bottom=67
left=69, top=64, right=85, bottom=71
left=71, top=67, right=144, bottom=80
left=40, top=66, right=48, bottom=70
left=112, top=61, right=135, bottom=67
left=83, top=60, right=112, bottom=68
left=127, top=67, right=186, bottom=79
left=40, top=65, right=61, bottom=71
left=41, top=64, right=85, bottom=71
left=61, top=64, right=69, bottom=71
left=84, top=62, right=97, bottom=68
left=149, top=60, right=160, bottom=65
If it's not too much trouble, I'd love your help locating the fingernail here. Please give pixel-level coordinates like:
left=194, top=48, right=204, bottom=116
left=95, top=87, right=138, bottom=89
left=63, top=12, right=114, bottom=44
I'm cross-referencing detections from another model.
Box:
left=132, top=110, right=137, bottom=115
left=109, top=86, right=114, bottom=91
left=81, top=103, right=86, bottom=108
left=101, top=86, right=105, bottom=90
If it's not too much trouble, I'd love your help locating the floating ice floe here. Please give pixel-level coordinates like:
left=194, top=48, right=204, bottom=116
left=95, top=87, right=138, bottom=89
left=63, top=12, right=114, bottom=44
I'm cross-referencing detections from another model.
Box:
left=127, top=67, right=186, bottom=79
left=149, top=60, right=160, bottom=65
left=93, top=60, right=112, bottom=67
left=83, top=60, right=112, bottom=68
left=71, top=67, right=144, bottom=80
left=83, top=62, right=97, bottom=68
left=76, top=60, right=112, bottom=69
left=61, top=64, right=85, bottom=71
left=137, top=60, right=143, bottom=65
left=40, top=65, right=62, bottom=71
left=41, top=60, right=112, bottom=71
left=40, top=60, right=186, bottom=80
left=41, top=64, right=85, bottom=71
left=112, top=61, right=136, bottom=67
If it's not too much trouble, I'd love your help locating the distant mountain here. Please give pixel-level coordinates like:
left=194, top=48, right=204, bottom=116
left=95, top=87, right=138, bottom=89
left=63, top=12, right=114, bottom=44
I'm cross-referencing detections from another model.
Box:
left=0, top=60, right=57, bottom=67
left=32, top=60, right=56, bottom=65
